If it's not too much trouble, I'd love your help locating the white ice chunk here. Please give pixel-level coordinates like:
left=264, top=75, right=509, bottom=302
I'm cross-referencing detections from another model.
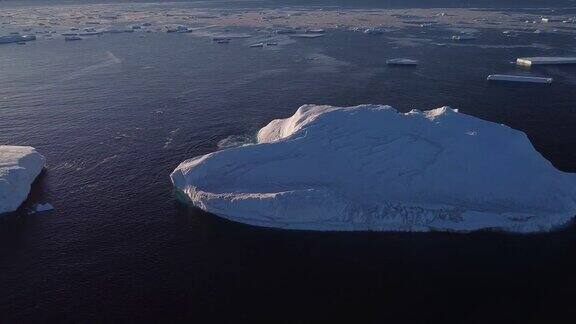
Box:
left=364, top=28, right=385, bottom=34
left=171, top=105, right=576, bottom=232
left=386, top=58, right=419, bottom=65
left=451, top=35, right=476, bottom=41
left=34, top=203, right=54, bottom=213
left=1, top=146, right=46, bottom=214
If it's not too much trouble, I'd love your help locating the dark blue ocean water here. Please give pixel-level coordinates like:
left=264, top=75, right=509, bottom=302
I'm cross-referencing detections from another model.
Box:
left=1, top=3, right=576, bottom=322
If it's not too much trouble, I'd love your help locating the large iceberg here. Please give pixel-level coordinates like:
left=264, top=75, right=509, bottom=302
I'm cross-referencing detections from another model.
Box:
left=171, top=105, right=576, bottom=232
left=0, top=146, right=46, bottom=214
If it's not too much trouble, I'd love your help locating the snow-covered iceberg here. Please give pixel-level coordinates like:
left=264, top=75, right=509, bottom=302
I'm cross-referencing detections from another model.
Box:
left=0, top=146, right=46, bottom=214
left=171, top=105, right=576, bottom=232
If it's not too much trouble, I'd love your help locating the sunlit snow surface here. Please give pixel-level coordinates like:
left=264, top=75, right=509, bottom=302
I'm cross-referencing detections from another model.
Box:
left=0, top=146, right=45, bottom=214
left=172, top=105, right=576, bottom=232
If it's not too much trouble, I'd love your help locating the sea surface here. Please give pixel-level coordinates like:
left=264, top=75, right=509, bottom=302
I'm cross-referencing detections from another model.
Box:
left=1, top=1, right=576, bottom=322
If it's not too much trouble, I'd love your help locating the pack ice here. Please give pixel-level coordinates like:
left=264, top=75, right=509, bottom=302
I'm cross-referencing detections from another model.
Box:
left=171, top=105, right=576, bottom=232
left=1, top=146, right=45, bottom=214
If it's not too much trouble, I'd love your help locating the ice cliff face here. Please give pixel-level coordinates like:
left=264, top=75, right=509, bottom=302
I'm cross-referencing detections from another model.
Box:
left=0, top=146, right=45, bottom=214
left=171, top=105, right=576, bottom=232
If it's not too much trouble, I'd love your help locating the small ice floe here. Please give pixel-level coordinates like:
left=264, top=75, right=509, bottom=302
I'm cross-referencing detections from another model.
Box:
left=65, top=35, right=82, bottom=41
left=487, top=74, right=552, bottom=84
left=541, top=18, right=560, bottom=23
left=386, top=58, right=419, bottom=66
left=306, top=28, right=325, bottom=33
left=289, top=33, right=325, bottom=38
left=502, top=30, right=518, bottom=37
left=34, top=203, right=55, bottom=213
left=79, top=28, right=103, bottom=36
left=249, top=42, right=264, bottom=48
left=177, top=26, right=193, bottom=33
left=517, top=57, right=576, bottom=66
left=451, top=35, right=476, bottom=41
left=275, top=28, right=297, bottom=34
left=0, top=34, right=36, bottom=44
left=364, top=28, right=385, bottom=35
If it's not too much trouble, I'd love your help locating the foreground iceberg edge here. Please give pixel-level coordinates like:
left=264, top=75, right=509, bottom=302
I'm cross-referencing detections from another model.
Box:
left=0, top=146, right=46, bottom=214
left=171, top=105, right=576, bottom=233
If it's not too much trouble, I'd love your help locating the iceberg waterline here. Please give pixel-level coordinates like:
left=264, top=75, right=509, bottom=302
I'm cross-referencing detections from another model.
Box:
left=171, top=104, right=576, bottom=233
left=0, top=146, right=46, bottom=214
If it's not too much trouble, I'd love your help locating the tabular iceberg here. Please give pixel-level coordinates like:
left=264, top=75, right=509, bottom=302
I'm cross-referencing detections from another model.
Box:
left=171, top=105, right=576, bottom=232
left=1, top=146, right=46, bottom=214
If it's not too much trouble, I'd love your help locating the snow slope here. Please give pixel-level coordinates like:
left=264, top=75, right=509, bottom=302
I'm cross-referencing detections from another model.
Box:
left=171, top=105, right=576, bottom=232
left=0, top=146, right=45, bottom=214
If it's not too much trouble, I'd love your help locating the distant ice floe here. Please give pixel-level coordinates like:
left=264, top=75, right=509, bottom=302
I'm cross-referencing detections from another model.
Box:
left=0, top=34, right=36, bottom=44
left=516, top=57, right=576, bottom=67
left=172, top=105, right=576, bottom=233
left=386, top=58, right=419, bottom=65
left=487, top=74, right=553, bottom=84
left=0, top=146, right=45, bottom=214
left=3, top=3, right=576, bottom=46
left=289, top=33, right=326, bottom=38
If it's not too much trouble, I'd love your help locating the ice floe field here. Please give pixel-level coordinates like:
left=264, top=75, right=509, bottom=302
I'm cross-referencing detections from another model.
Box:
left=1, top=0, right=576, bottom=322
